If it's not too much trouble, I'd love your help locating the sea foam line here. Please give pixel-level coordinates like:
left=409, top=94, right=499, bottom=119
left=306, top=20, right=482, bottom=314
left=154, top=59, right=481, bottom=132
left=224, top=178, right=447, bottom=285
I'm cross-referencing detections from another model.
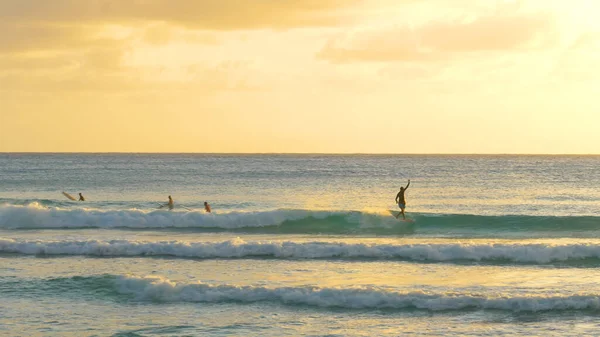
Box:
left=3, top=238, right=600, bottom=263
left=114, top=275, right=600, bottom=311
left=0, top=204, right=387, bottom=230
left=3, top=204, right=600, bottom=236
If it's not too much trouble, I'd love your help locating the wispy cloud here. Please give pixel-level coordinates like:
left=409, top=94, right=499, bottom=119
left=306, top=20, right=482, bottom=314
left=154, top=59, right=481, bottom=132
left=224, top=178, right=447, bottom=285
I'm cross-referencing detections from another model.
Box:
left=551, top=32, right=600, bottom=82
left=0, top=0, right=363, bottom=30
left=319, top=12, right=555, bottom=63
left=0, top=0, right=365, bottom=89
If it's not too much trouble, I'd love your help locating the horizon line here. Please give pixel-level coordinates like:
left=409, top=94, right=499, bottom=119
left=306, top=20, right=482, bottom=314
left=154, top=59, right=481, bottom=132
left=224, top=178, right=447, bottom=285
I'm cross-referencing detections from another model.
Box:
left=1, top=152, right=599, bottom=156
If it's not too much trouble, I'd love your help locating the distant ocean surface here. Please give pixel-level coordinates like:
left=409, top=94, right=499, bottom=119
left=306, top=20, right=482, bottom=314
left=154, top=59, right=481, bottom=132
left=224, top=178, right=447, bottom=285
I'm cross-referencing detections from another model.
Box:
left=1, top=153, right=600, bottom=336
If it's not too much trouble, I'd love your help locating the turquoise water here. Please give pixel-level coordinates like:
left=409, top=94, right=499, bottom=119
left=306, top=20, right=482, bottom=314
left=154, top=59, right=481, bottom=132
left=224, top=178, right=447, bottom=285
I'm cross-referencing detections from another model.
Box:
left=1, top=154, right=600, bottom=336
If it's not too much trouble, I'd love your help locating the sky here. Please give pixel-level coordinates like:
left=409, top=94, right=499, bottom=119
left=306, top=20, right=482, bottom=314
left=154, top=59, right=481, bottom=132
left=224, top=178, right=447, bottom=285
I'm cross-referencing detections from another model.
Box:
left=1, top=0, right=599, bottom=154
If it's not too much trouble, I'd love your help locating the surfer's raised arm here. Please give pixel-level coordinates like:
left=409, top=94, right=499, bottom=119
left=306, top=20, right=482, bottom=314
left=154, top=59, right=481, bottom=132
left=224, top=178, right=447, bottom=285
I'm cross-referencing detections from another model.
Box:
left=405, top=179, right=410, bottom=190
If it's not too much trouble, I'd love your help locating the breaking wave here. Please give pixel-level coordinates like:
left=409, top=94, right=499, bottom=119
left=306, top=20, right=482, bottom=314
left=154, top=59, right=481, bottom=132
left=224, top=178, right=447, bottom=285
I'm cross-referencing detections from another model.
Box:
left=6, top=274, right=600, bottom=312
left=1, top=204, right=599, bottom=237
left=4, top=238, right=600, bottom=264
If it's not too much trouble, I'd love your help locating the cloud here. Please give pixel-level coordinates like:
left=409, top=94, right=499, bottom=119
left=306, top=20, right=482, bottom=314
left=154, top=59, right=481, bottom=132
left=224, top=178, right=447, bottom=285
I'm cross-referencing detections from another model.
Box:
left=0, top=56, right=259, bottom=95
left=0, top=54, right=74, bottom=71
left=318, top=12, right=555, bottom=63
left=0, top=0, right=363, bottom=76
left=0, top=21, right=138, bottom=63
left=0, top=0, right=363, bottom=30
left=568, top=32, right=600, bottom=51
left=0, top=23, right=97, bottom=54
left=141, top=23, right=219, bottom=46
left=551, top=32, right=600, bottom=82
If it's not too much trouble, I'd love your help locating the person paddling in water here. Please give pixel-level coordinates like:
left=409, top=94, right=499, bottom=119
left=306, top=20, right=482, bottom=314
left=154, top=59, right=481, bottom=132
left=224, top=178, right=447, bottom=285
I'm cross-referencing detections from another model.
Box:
left=159, top=195, right=174, bottom=210
left=158, top=196, right=175, bottom=210
left=395, top=179, right=410, bottom=220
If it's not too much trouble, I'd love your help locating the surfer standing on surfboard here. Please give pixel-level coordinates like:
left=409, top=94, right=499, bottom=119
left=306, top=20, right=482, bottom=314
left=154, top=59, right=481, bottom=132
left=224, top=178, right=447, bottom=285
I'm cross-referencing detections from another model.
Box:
left=78, top=193, right=85, bottom=201
left=395, top=179, right=410, bottom=220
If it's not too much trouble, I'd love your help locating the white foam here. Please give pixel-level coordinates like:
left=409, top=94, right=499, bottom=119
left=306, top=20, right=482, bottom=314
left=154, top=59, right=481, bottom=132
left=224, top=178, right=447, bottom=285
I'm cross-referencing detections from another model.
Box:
left=3, top=238, right=600, bottom=263
left=0, top=204, right=367, bottom=229
left=115, top=275, right=600, bottom=311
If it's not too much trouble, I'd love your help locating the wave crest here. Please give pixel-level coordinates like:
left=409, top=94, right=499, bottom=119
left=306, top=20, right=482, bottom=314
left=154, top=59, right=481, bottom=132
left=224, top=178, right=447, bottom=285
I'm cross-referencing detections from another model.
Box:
left=2, top=204, right=600, bottom=236
left=4, top=238, right=600, bottom=264
left=27, top=274, right=600, bottom=312
left=0, top=204, right=402, bottom=234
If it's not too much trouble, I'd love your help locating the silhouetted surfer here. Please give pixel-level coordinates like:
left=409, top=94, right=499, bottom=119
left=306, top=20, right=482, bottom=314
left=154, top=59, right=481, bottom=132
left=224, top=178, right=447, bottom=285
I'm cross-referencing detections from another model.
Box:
left=395, top=179, right=410, bottom=220
left=204, top=201, right=211, bottom=213
left=159, top=195, right=174, bottom=210
left=78, top=193, right=85, bottom=201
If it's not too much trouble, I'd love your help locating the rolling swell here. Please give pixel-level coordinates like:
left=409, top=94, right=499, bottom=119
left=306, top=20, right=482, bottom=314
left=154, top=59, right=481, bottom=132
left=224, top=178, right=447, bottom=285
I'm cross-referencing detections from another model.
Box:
left=5, top=274, right=600, bottom=312
left=1, top=204, right=599, bottom=236
left=4, top=238, right=600, bottom=264
left=0, top=204, right=405, bottom=234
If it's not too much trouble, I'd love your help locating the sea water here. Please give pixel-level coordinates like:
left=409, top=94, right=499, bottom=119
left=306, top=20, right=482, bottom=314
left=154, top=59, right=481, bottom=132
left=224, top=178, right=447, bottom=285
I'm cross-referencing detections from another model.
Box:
left=1, top=154, right=600, bottom=336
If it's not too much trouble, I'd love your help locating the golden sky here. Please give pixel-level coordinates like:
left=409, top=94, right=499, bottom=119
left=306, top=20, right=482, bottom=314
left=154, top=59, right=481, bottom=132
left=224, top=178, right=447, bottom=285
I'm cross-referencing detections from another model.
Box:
left=1, top=0, right=599, bottom=153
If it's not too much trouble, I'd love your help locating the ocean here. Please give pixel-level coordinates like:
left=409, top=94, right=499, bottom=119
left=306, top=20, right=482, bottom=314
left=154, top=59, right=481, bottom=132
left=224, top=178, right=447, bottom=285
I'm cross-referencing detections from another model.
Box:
left=1, top=153, right=600, bottom=336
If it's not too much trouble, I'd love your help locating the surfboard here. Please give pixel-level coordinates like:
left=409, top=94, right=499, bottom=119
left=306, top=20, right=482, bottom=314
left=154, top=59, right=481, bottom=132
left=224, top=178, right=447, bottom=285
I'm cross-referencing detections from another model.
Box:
left=157, top=203, right=192, bottom=211
left=62, top=191, right=76, bottom=201
left=389, top=210, right=414, bottom=223
left=158, top=203, right=178, bottom=210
